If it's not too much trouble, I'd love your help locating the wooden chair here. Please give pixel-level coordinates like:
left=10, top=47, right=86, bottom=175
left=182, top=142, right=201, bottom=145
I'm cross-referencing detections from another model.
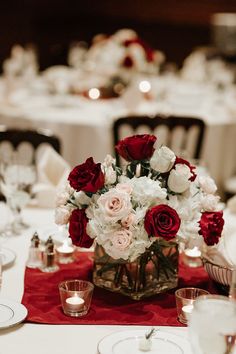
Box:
left=0, top=126, right=61, bottom=165
left=113, top=115, right=205, bottom=166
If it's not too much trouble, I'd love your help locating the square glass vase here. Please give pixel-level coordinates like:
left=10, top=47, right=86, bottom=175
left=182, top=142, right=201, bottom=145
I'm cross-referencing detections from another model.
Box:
left=93, top=239, right=179, bottom=300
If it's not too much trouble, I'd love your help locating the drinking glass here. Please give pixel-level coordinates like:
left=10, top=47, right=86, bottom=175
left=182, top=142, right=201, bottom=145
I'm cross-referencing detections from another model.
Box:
left=189, top=295, right=236, bottom=354
left=0, top=163, right=36, bottom=235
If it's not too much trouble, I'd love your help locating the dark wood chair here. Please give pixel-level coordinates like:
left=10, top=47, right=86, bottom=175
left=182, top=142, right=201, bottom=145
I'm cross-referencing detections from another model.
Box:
left=113, top=115, right=205, bottom=166
left=0, top=126, right=61, bottom=165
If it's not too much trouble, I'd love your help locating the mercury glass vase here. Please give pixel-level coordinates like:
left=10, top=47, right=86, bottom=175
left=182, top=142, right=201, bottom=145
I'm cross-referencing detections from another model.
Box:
left=93, top=239, right=179, bottom=300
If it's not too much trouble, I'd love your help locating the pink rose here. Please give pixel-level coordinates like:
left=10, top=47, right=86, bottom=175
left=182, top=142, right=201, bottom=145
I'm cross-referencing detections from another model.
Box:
left=111, top=229, right=133, bottom=250
left=97, top=189, right=132, bottom=222
left=121, top=213, right=135, bottom=228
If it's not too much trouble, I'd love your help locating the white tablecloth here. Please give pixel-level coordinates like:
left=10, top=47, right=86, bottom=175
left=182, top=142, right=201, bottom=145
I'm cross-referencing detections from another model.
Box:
left=0, top=206, right=190, bottom=354
left=1, top=77, right=236, bottom=195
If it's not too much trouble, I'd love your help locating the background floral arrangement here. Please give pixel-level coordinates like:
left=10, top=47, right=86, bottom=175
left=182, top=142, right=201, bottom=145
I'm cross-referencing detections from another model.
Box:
left=55, top=134, right=224, bottom=262
left=79, top=29, right=165, bottom=77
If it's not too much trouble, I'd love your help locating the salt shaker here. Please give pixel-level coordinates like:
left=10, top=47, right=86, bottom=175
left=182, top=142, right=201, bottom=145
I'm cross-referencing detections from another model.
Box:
left=26, top=232, right=42, bottom=269
left=41, top=236, right=59, bottom=273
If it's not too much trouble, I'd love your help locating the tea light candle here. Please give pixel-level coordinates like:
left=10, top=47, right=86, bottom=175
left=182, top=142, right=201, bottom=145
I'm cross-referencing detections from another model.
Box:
left=139, top=80, right=151, bottom=93
left=65, top=295, right=85, bottom=312
left=182, top=304, right=194, bottom=321
left=57, top=242, right=74, bottom=255
left=88, top=87, right=100, bottom=100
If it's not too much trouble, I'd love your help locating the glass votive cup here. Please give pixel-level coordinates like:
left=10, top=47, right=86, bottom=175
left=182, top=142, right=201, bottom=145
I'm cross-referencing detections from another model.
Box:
left=175, top=287, right=210, bottom=325
left=183, top=246, right=202, bottom=268
left=59, top=279, right=94, bottom=317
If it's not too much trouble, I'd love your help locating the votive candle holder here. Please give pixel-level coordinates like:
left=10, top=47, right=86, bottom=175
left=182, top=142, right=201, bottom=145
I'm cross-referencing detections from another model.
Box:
left=59, top=279, right=94, bottom=317
left=175, top=287, right=209, bottom=325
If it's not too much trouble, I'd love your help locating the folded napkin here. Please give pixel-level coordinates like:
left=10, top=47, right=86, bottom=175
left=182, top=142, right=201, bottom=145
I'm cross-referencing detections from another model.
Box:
left=33, top=147, right=70, bottom=208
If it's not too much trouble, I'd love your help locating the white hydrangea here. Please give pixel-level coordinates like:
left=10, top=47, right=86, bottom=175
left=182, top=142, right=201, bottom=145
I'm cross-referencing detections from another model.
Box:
left=129, top=176, right=167, bottom=206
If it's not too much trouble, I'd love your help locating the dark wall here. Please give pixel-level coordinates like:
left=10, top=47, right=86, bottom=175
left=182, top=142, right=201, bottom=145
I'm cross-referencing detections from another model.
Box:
left=1, top=0, right=236, bottom=70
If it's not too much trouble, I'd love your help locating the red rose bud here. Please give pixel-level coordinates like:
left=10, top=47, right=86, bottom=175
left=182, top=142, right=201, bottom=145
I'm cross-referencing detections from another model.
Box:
left=69, top=209, right=93, bottom=248
left=199, top=211, right=224, bottom=246
left=122, top=55, right=134, bottom=68
left=115, top=134, right=157, bottom=162
left=144, top=204, right=181, bottom=240
left=174, top=157, right=197, bottom=181
left=68, top=157, right=105, bottom=193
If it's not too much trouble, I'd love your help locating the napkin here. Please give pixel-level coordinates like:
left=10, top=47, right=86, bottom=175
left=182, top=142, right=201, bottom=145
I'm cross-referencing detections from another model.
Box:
left=33, top=147, right=71, bottom=208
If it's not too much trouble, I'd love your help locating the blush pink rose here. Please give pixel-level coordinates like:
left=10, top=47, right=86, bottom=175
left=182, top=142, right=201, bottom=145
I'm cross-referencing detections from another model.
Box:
left=111, top=229, right=133, bottom=250
left=121, top=213, right=136, bottom=228
left=97, top=189, right=132, bottom=222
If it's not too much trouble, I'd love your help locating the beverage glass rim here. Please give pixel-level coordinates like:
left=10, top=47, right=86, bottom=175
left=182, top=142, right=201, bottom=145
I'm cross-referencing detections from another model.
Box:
left=193, top=294, right=236, bottom=312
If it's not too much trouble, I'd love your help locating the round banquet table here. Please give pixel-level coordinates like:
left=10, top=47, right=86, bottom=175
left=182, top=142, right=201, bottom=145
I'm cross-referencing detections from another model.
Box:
left=0, top=77, right=236, bottom=195
left=0, top=206, right=190, bottom=354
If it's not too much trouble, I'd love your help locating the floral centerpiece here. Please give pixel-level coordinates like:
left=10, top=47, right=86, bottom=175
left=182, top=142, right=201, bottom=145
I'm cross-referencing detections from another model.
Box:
left=55, top=134, right=224, bottom=300
left=69, top=29, right=165, bottom=98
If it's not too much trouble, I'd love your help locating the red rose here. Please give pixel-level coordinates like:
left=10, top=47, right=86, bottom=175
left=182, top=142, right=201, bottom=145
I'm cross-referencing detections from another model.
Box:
left=174, top=157, right=197, bottom=181
left=123, top=38, right=155, bottom=62
left=69, top=209, right=93, bottom=248
left=144, top=204, right=181, bottom=241
left=116, top=134, right=156, bottom=162
left=68, top=157, right=105, bottom=193
left=199, top=211, right=224, bottom=246
left=122, top=55, right=134, bottom=68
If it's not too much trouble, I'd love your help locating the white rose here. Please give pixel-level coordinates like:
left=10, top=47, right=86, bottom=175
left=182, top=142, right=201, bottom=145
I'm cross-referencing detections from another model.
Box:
left=168, top=164, right=191, bottom=193
left=112, top=29, right=137, bottom=43
left=103, top=154, right=116, bottom=168
left=198, top=176, right=217, bottom=194
left=74, top=191, right=91, bottom=206
left=55, top=190, right=70, bottom=206
left=130, top=176, right=167, bottom=205
left=55, top=206, right=71, bottom=225
left=97, top=189, right=132, bottom=222
left=150, top=146, right=176, bottom=173
left=201, top=195, right=220, bottom=211
left=104, top=166, right=117, bottom=185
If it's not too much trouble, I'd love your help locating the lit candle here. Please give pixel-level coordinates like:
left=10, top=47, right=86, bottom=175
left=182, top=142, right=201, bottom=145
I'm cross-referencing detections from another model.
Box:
left=184, top=247, right=201, bottom=258
left=139, top=80, right=151, bottom=93
left=88, top=87, right=100, bottom=100
left=65, top=295, right=85, bottom=312
left=182, top=304, right=194, bottom=321
left=57, top=241, right=74, bottom=255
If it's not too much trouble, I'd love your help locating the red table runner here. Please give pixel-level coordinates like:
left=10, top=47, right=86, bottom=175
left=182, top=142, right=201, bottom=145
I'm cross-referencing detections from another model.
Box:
left=22, top=252, right=217, bottom=326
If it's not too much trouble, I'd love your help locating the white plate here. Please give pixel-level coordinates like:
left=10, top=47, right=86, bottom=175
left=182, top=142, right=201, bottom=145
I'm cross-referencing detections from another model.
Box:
left=1, top=248, right=16, bottom=268
left=98, top=329, right=191, bottom=354
left=0, top=299, right=28, bottom=329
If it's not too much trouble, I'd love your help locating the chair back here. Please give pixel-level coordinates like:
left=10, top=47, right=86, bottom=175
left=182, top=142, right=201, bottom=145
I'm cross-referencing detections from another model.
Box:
left=113, top=115, right=205, bottom=166
left=0, top=127, right=61, bottom=165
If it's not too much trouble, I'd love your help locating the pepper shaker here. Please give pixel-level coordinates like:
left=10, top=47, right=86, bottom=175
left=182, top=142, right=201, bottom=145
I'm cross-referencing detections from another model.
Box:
left=41, top=236, right=59, bottom=273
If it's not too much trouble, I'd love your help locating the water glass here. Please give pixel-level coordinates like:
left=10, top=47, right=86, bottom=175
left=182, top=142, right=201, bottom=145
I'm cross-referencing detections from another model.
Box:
left=189, top=295, right=236, bottom=354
